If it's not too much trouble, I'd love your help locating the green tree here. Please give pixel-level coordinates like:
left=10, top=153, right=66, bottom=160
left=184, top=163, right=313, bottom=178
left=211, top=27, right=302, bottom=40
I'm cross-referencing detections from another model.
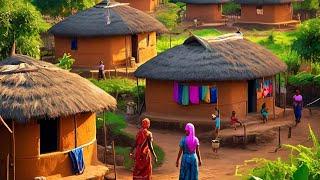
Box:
left=32, top=0, right=99, bottom=17
left=294, top=0, right=319, bottom=11
left=0, top=0, right=48, bottom=60
left=291, top=18, right=320, bottom=63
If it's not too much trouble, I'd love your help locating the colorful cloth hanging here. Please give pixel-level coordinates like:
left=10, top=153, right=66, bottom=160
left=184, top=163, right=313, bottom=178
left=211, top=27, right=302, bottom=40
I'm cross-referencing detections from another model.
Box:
left=173, top=81, right=179, bottom=103
left=204, top=86, right=210, bottom=103
left=210, top=87, right=217, bottom=104
left=178, top=84, right=183, bottom=104
left=199, top=86, right=202, bottom=101
left=189, top=85, right=200, bottom=104
left=182, top=85, right=189, bottom=105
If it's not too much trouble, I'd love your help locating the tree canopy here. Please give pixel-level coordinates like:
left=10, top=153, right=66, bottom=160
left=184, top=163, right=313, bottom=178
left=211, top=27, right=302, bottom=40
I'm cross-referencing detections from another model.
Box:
left=292, top=18, right=320, bottom=63
left=0, top=0, right=48, bottom=60
left=32, top=0, right=100, bottom=17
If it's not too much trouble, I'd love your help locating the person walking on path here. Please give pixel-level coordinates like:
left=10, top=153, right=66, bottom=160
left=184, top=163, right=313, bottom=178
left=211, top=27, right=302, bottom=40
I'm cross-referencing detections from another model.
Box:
left=98, top=60, right=106, bottom=80
left=176, top=123, right=202, bottom=180
left=130, top=118, right=158, bottom=180
left=293, top=90, right=303, bottom=126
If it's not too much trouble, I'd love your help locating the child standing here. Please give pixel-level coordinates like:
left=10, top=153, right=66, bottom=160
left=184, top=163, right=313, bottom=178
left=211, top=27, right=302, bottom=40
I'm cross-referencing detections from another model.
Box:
left=230, top=111, right=242, bottom=130
left=212, top=108, right=220, bottom=139
left=260, top=103, right=269, bottom=123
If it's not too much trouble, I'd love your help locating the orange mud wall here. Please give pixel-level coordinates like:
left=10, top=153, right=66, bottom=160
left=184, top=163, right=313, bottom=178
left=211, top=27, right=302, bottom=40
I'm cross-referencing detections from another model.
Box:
left=54, top=32, right=157, bottom=69
left=0, top=113, right=97, bottom=179
left=186, top=4, right=223, bottom=23
left=240, top=3, right=293, bottom=23
left=116, top=0, right=159, bottom=12
left=144, top=79, right=276, bottom=125
left=55, top=35, right=132, bottom=69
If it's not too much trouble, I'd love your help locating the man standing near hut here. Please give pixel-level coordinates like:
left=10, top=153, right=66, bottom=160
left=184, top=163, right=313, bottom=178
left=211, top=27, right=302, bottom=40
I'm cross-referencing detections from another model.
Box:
left=293, top=90, right=303, bottom=126
left=98, top=61, right=106, bottom=80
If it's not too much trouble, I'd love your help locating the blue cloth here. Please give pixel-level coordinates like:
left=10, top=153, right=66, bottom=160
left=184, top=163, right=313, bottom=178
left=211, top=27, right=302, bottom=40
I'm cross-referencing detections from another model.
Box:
left=179, top=137, right=199, bottom=180
left=210, top=88, right=217, bottom=104
left=69, top=147, right=85, bottom=175
left=178, top=84, right=183, bottom=104
left=215, top=117, right=221, bottom=129
left=199, top=86, right=202, bottom=101
left=294, top=105, right=302, bottom=122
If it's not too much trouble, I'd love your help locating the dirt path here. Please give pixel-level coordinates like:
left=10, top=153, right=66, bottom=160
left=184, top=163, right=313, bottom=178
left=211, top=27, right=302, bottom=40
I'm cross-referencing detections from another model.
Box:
left=116, top=109, right=320, bottom=180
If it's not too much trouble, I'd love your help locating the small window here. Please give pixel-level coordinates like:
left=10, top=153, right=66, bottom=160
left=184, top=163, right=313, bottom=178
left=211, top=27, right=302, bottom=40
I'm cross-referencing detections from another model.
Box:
left=256, top=5, right=263, bottom=15
left=146, top=34, right=150, bottom=47
left=71, top=38, right=78, bottom=50
left=40, top=118, right=59, bottom=154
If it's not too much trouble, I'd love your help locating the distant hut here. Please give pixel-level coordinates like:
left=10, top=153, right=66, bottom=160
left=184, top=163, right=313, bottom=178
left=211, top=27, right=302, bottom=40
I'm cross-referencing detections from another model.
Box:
left=179, top=0, right=230, bottom=23
left=49, top=1, right=167, bottom=70
left=235, top=0, right=301, bottom=24
left=116, top=0, right=160, bottom=12
left=0, top=55, right=116, bottom=179
left=134, top=34, right=287, bottom=125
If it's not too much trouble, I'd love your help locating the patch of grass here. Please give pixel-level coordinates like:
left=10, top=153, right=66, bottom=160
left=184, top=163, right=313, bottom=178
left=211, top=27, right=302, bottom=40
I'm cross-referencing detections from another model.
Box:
left=156, top=3, right=181, bottom=29
left=96, top=112, right=126, bottom=134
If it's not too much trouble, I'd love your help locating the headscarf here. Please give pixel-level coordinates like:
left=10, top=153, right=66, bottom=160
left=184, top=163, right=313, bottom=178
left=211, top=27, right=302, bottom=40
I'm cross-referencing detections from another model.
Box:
left=185, top=123, right=199, bottom=153
left=141, top=118, right=150, bottom=129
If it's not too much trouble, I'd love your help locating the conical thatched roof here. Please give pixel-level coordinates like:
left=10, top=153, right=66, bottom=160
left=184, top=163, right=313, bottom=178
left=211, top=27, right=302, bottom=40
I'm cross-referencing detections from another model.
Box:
left=234, top=0, right=301, bottom=4
left=178, top=0, right=230, bottom=4
left=0, top=55, right=116, bottom=123
left=134, top=33, right=287, bottom=81
left=48, top=1, right=167, bottom=37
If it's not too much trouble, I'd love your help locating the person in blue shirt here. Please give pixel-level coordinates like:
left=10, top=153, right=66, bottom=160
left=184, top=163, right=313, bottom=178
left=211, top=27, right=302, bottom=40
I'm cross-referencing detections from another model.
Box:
left=212, top=107, right=221, bottom=140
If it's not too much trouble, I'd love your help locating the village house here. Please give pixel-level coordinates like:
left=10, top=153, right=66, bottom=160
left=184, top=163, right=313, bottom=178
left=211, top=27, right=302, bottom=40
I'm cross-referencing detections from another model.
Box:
left=115, top=0, right=160, bottom=12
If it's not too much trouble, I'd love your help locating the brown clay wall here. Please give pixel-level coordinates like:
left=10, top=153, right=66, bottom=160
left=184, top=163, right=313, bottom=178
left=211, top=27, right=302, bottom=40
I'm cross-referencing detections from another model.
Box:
left=186, top=4, right=223, bottom=23
left=145, top=80, right=248, bottom=123
left=116, top=0, right=158, bottom=12
left=54, top=35, right=132, bottom=69
left=0, top=113, right=97, bottom=179
left=0, top=124, right=11, bottom=179
left=137, top=32, right=157, bottom=63
left=240, top=3, right=292, bottom=23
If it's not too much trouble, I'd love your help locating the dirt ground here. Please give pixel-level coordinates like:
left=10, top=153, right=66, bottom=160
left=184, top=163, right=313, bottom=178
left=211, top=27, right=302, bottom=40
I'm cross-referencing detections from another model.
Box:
left=116, top=109, right=320, bottom=180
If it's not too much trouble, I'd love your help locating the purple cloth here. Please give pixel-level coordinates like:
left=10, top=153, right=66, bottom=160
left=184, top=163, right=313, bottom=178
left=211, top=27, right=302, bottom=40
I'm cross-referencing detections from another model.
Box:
left=185, top=123, right=199, bottom=153
left=173, top=81, right=179, bottom=103
left=189, top=85, right=200, bottom=104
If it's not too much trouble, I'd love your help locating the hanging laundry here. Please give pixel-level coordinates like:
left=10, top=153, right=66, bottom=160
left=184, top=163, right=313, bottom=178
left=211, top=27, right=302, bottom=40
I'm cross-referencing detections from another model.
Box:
left=178, top=83, right=183, bottom=104
left=204, top=86, right=211, bottom=103
left=269, top=81, right=273, bottom=96
left=199, top=86, right=203, bottom=101
left=210, top=87, right=218, bottom=103
left=69, top=147, right=85, bottom=175
left=173, top=81, right=179, bottom=103
left=189, top=85, right=200, bottom=104
left=201, top=86, right=209, bottom=101
left=182, top=85, right=189, bottom=105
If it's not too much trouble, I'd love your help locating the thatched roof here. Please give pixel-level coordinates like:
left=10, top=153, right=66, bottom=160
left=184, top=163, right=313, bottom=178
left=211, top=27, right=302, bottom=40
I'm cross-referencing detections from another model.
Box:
left=178, top=0, right=230, bottom=4
left=49, top=1, right=167, bottom=37
left=234, top=0, right=301, bottom=4
left=134, top=33, right=287, bottom=81
left=0, top=55, right=117, bottom=123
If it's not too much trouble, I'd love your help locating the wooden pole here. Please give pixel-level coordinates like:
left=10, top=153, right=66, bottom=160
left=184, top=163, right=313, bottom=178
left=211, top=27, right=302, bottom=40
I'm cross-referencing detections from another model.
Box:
left=278, top=74, right=281, bottom=106
left=12, top=121, right=15, bottom=180
left=288, top=126, right=292, bottom=138
left=125, top=36, right=128, bottom=77
left=103, top=111, right=108, bottom=164
left=74, top=115, right=77, bottom=148
left=0, top=116, right=13, bottom=134
left=6, top=154, right=9, bottom=180
left=112, top=141, right=117, bottom=180
left=137, top=78, right=139, bottom=114
left=273, top=76, right=276, bottom=120
left=284, top=73, right=288, bottom=117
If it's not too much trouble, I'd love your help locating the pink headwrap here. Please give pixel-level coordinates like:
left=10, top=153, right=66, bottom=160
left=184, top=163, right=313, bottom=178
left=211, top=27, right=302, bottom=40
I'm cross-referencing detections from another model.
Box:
left=185, top=123, right=199, bottom=153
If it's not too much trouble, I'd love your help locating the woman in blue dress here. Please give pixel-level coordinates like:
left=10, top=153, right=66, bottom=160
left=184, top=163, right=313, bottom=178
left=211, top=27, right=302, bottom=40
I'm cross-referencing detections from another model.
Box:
left=176, top=123, right=202, bottom=180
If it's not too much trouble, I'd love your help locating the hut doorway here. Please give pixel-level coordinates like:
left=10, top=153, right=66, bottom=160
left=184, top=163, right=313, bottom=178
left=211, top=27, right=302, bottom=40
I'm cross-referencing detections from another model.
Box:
left=131, top=35, right=139, bottom=63
left=40, top=118, right=59, bottom=154
left=248, top=80, right=257, bottom=113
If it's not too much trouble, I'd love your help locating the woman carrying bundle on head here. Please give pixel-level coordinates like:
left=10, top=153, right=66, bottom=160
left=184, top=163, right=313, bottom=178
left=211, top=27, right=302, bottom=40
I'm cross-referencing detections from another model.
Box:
left=176, top=123, right=202, bottom=180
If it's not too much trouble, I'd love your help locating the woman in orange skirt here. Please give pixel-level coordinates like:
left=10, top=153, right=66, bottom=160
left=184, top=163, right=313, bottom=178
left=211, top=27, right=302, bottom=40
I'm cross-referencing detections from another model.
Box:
left=130, top=118, right=157, bottom=180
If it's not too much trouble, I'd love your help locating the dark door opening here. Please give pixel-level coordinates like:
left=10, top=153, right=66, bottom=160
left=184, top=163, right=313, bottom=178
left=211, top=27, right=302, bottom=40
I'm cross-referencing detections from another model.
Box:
left=131, top=35, right=139, bottom=63
left=40, top=118, right=59, bottom=154
left=248, top=80, right=257, bottom=113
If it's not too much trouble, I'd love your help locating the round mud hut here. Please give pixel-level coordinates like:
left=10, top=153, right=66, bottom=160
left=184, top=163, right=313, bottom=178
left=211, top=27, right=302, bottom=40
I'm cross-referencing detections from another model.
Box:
left=179, top=0, right=230, bottom=23
left=0, top=55, right=116, bottom=179
left=235, top=0, right=301, bottom=25
left=49, top=0, right=167, bottom=70
left=134, top=33, right=287, bottom=126
left=115, top=0, right=160, bottom=12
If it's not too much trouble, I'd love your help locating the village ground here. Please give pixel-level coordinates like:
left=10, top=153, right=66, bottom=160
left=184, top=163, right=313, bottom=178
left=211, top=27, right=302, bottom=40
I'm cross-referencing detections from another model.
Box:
left=115, top=109, right=320, bottom=180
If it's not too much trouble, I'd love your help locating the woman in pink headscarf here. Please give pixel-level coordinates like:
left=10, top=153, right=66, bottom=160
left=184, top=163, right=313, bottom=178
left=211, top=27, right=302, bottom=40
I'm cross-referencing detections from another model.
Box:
left=176, top=123, right=202, bottom=180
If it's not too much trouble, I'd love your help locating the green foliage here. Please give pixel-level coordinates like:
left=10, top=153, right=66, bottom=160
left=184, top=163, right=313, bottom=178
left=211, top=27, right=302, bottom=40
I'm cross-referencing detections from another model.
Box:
left=96, top=112, right=126, bottom=134
left=32, top=0, right=99, bottom=17
left=288, top=72, right=315, bottom=86
left=293, top=0, right=319, bottom=11
left=56, top=53, right=75, bottom=70
left=238, top=125, right=320, bottom=180
left=292, top=18, right=320, bottom=63
left=0, top=0, right=48, bottom=60
left=156, top=3, right=180, bottom=29
left=311, top=63, right=320, bottom=75
left=285, top=56, right=301, bottom=74
left=223, top=1, right=241, bottom=15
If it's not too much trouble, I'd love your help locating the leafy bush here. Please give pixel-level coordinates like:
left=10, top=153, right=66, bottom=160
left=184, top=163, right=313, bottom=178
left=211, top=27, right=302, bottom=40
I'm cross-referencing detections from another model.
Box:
left=285, top=55, right=301, bottom=74
left=311, top=63, right=320, bottom=75
left=288, top=72, right=315, bottom=86
left=156, top=3, right=180, bottom=29
left=223, top=1, right=241, bottom=15
left=237, top=125, right=320, bottom=180
left=96, top=112, right=126, bottom=134
left=56, top=53, right=75, bottom=70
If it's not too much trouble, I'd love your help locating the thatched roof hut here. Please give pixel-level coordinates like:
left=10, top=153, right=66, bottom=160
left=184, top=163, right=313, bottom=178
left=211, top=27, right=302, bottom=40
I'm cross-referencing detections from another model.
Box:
left=235, top=0, right=300, bottom=4
left=0, top=54, right=116, bottom=122
left=0, top=55, right=116, bottom=179
left=135, top=34, right=287, bottom=81
left=178, top=0, right=229, bottom=23
left=135, top=34, right=287, bottom=125
left=49, top=1, right=167, bottom=70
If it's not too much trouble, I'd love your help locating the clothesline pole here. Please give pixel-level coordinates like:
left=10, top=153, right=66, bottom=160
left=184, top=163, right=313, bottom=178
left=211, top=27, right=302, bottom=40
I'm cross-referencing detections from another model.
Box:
left=278, top=74, right=281, bottom=106
left=103, top=111, right=108, bottom=164
left=273, top=76, right=276, bottom=120
left=74, top=115, right=77, bottom=148
left=0, top=116, right=13, bottom=134
left=284, top=72, right=288, bottom=117
left=112, top=140, right=117, bottom=180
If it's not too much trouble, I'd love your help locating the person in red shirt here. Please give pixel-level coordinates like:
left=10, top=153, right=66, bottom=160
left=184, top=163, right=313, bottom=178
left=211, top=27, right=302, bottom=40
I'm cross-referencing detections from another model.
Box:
left=230, top=111, right=242, bottom=130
